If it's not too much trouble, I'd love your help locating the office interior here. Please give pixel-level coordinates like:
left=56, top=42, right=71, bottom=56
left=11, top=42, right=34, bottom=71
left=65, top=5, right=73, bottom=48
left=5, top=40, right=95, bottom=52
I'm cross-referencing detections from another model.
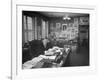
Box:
left=22, top=11, right=89, bottom=69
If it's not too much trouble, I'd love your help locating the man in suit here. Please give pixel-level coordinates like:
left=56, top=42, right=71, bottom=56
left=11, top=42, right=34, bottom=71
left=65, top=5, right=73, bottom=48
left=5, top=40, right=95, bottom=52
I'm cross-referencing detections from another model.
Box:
left=30, top=38, right=53, bottom=58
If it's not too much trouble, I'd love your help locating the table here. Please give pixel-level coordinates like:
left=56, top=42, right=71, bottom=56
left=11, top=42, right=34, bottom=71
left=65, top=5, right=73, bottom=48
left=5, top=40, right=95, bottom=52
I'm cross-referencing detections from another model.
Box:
left=23, top=47, right=71, bottom=69
left=41, top=48, right=70, bottom=68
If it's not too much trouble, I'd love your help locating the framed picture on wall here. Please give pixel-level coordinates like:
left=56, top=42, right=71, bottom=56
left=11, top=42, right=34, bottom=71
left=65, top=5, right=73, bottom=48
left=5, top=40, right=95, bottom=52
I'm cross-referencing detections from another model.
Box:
left=62, top=24, right=68, bottom=30
left=11, top=1, right=96, bottom=80
left=56, top=23, right=61, bottom=31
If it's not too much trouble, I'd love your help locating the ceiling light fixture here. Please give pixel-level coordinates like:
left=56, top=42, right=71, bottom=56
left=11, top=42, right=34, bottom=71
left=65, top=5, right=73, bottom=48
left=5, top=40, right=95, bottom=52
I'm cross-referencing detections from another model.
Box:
left=63, top=16, right=71, bottom=20
left=67, top=17, right=71, bottom=20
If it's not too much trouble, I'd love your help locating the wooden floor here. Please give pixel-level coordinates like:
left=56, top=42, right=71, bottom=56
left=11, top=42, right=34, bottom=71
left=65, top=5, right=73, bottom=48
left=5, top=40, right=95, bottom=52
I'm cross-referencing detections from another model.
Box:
left=63, top=44, right=89, bottom=67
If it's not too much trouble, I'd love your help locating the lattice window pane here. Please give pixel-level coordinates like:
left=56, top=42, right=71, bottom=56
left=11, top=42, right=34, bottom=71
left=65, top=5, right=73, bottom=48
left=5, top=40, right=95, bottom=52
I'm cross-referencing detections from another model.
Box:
left=28, top=32, right=33, bottom=41
left=27, top=16, right=32, bottom=30
left=23, top=16, right=27, bottom=30
left=24, top=32, right=28, bottom=43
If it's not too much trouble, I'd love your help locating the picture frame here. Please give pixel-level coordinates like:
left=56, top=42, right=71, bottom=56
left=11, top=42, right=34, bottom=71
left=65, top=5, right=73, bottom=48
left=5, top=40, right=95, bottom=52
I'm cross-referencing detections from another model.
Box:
left=56, top=23, right=61, bottom=31
left=11, top=1, right=97, bottom=80
left=62, top=24, right=68, bottom=30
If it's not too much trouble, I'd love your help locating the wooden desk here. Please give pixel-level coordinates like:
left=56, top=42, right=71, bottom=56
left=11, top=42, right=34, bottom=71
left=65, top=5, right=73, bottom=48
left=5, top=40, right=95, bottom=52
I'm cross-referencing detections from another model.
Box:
left=23, top=48, right=71, bottom=69
left=38, top=48, right=71, bottom=68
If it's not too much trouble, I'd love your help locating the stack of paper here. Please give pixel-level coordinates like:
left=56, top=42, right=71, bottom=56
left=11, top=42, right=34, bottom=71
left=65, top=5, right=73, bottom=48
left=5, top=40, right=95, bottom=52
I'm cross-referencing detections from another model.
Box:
left=39, top=55, right=56, bottom=60
left=46, top=55, right=56, bottom=60
left=45, top=51, right=54, bottom=55
left=23, top=57, right=43, bottom=69
left=22, top=60, right=34, bottom=69
left=39, top=55, right=48, bottom=59
left=45, top=46, right=62, bottom=56
left=31, top=57, right=43, bottom=63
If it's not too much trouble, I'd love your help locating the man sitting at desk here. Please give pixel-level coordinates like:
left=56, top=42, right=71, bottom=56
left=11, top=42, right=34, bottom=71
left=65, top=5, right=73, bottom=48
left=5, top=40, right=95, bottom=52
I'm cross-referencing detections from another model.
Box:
left=30, top=38, right=53, bottom=57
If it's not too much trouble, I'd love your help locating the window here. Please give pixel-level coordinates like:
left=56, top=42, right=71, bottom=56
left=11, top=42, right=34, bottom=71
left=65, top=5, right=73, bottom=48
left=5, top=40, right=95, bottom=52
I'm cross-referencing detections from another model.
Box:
left=23, top=15, right=49, bottom=44
left=23, top=15, right=35, bottom=42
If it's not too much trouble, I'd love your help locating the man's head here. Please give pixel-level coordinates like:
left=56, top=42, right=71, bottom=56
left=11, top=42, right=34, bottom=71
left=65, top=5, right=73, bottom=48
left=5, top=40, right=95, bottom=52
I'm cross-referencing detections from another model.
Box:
left=42, top=38, right=50, bottom=47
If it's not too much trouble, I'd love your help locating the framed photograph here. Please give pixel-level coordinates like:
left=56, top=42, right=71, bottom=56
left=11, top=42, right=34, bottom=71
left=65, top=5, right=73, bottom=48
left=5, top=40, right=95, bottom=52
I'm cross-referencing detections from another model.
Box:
left=62, top=24, right=68, bottom=30
left=11, top=1, right=97, bottom=80
left=56, top=23, right=61, bottom=31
